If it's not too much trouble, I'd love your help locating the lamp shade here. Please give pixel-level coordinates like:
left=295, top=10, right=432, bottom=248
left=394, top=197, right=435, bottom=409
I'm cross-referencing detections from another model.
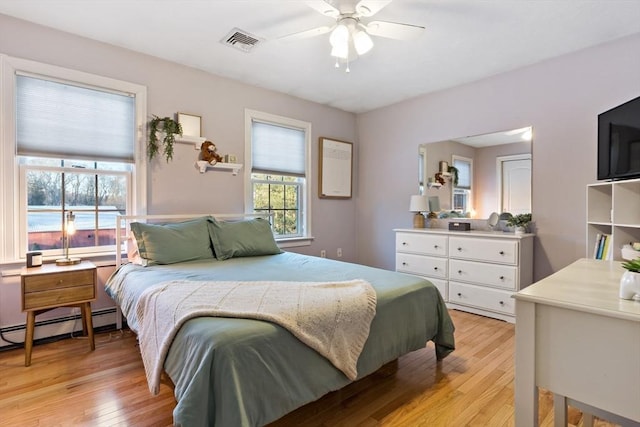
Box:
left=409, top=195, right=428, bottom=212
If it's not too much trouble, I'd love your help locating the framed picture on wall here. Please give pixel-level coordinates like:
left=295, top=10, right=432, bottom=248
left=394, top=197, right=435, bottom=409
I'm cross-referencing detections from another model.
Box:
left=319, top=137, right=353, bottom=199
left=177, top=112, right=202, bottom=137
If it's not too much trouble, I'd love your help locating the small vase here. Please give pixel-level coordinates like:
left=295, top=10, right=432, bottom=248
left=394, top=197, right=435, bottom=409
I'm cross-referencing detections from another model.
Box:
left=619, top=270, right=640, bottom=300
left=515, top=226, right=526, bottom=235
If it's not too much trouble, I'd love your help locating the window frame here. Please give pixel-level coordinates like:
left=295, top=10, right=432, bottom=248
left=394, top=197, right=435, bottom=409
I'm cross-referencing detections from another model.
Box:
left=0, top=55, right=147, bottom=264
left=451, top=155, right=473, bottom=214
left=19, top=163, right=132, bottom=258
left=244, top=109, right=312, bottom=246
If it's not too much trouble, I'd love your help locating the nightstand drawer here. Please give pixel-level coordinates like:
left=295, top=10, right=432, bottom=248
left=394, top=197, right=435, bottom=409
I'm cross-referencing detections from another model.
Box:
left=23, top=270, right=94, bottom=293
left=24, top=284, right=95, bottom=310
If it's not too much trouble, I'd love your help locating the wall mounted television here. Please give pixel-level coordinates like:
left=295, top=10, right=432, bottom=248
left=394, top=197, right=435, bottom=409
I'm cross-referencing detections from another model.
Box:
left=598, top=95, right=640, bottom=181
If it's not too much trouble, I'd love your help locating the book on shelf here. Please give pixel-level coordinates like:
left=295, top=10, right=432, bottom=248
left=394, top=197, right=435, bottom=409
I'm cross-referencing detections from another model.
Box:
left=593, top=233, right=612, bottom=260
left=593, top=233, right=601, bottom=259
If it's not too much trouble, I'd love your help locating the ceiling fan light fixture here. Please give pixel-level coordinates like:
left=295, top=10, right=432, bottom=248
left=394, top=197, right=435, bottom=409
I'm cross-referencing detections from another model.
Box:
left=329, top=24, right=349, bottom=47
left=353, top=29, right=373, bottom=55
left=331, top=43, right=349, bottom=59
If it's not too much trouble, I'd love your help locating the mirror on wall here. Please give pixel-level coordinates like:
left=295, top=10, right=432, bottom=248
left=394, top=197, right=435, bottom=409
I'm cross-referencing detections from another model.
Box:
left=419, top=127, right=532, bottom=219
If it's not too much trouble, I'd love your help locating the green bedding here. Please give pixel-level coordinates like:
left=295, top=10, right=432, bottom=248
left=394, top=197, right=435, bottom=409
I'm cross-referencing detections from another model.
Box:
left=105, top=252, right=455, bottom=427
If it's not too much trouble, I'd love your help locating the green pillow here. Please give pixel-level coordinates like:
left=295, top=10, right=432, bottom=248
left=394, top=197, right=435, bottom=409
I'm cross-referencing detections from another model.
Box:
left=208, top=217, right=282, bottom=260
left=130, top=217, right=214, bottom=265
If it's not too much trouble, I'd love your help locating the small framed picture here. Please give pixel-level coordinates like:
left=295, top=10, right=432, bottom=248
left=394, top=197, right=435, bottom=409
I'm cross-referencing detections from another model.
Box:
left=177, top=112, right=202, bottom=137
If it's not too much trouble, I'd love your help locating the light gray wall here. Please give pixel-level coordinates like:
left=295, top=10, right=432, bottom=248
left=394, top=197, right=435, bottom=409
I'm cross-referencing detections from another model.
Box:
left=356, top=32, right=640, bottom=281
left=0, top=14, right=357, bottom=335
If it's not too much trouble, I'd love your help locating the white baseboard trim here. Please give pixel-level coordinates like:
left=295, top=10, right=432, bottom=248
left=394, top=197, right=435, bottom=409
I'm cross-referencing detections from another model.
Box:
left=0, top=307, right=119, bottom=348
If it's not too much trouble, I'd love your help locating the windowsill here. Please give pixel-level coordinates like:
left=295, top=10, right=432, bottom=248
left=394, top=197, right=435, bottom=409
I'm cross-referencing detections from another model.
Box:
left=1, top=254, right=118, bottom=277
left=277, top=236, right=314, bottom=248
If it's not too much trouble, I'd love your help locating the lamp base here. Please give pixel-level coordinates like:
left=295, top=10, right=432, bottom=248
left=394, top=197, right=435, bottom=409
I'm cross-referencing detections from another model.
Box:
left=56, top=257, right=81, bottom=266
left=413, top=212, right=425, bottom=228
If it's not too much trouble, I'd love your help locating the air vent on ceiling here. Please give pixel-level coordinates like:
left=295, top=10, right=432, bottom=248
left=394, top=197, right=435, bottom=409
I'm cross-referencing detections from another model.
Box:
left=221, top=28, right=263, bottom=53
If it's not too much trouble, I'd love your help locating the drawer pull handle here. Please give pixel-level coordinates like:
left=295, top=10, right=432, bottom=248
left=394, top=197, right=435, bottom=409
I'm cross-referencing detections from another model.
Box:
left=457, top=247, right=462, bottom=251
left=499, top=251, right=505, bottom=255
left=433, top=267, right=438, bottom=271
left=58, top=280, right=63, bottom=285
left=402, top=242, right=408, bottom=246
left=499, top=276, right=505, bottom=280
left=458, top=270, right=462, bottom=274
left=499, top=301, right=505, bottom=305
left=402, top=262, right=408, bottom=266
left=457, top=292, right=462, bottom=297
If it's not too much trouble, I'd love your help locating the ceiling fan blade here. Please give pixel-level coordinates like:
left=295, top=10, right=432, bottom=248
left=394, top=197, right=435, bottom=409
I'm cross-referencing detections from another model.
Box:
left=279, top=25, right=334, bottom=42
left=306, top=0, right=340, bottom=18
left=364, top=20, right=425, bottom=40
left=355, top=0, right=393, bottom=17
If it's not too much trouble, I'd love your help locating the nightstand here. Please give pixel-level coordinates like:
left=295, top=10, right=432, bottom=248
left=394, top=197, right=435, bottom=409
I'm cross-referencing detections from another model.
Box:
left=21, top=260, right=97, bottom=366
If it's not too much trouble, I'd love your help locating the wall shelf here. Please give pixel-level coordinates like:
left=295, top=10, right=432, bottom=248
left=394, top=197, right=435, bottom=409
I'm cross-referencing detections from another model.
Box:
left=176, top=135, right=206, bottom=150
left=196, top=160, right=243, bottom=175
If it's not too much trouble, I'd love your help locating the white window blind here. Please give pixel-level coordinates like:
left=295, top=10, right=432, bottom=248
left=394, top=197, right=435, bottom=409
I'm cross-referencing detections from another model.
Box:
left=16, top=74, right=135, bottom=162
left=454, top=158, right=471, bottom=189
left=251, top=120, right=306, bottom=177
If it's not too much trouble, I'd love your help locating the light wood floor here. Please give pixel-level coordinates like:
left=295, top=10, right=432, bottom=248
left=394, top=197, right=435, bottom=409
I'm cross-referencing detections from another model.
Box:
left=0, top=309, right=617, bottom=426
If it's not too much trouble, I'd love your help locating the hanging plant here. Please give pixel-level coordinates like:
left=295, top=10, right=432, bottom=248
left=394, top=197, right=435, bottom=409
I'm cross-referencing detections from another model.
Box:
left=148, top=115, right=183, bottom=162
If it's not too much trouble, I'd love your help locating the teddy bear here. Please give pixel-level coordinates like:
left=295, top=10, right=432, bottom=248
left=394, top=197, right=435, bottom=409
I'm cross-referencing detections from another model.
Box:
left=200, top=141, right=223, bottom=165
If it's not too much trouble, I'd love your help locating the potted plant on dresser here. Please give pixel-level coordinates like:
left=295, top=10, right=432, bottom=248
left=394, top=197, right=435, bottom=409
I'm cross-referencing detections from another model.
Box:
left=506, top=213, right=532, bottom=234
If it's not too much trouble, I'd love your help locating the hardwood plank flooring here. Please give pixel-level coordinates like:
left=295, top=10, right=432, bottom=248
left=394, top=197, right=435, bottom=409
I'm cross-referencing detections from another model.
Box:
left=0, top=310, right=618, bottom=426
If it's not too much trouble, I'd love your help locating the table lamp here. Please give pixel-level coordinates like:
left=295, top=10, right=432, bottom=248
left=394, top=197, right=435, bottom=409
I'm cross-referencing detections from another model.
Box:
left=56, top=211, right=81, bottom=266
left=409, top=195, right=428, bottom=228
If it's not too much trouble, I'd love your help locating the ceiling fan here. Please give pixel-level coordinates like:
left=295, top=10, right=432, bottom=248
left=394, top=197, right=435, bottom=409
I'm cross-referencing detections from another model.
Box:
left=280, top=0, right=425, bottom=71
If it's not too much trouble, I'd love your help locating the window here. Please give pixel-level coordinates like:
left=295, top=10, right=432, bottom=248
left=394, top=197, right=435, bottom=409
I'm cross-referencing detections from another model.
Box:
left=0, top=55, right=147, bottom=263
left=452, top=156, right=473, bottom=214
left=244, top=109, right=311, bottom=243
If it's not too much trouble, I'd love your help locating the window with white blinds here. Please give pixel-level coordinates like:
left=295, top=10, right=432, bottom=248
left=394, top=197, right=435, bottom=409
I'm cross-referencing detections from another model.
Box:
left=245, top=109, right=312, bottom=243
left=16, top=74, right=135, bottom=162
left=0, top=55, right=147, bottom=263
left=251, top=121, right=306, bottom=177
left=453, top=158, right=471, bottom=189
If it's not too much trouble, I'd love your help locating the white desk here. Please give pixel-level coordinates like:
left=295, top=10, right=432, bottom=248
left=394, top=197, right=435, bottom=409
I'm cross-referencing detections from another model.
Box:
left=514, top=259, right=640, bottom=427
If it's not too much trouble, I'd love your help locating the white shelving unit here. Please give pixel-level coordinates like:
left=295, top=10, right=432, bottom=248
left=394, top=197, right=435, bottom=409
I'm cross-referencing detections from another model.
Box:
left=586, top=178, right=640, bottom=260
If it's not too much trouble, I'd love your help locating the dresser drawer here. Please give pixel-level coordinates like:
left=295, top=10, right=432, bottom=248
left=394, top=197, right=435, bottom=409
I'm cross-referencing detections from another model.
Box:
left=427, top=277, right=448, bottom=301
left=23, top=284, right=95, bottom=310
left=449, top=259, right=518, bottom=290
left=396, top=232, right=448, bottom=257
left=396, top=253, right=448, bottom=279
left=449, top=236, right=518, bottom=265
left=23, top=269, right=95, bottom=293
left=449, top=281, right=515, bottom=315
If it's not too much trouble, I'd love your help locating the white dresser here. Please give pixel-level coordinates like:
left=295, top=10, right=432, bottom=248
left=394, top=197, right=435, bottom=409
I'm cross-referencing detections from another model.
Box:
left=395, top=228, right=534, bottom=322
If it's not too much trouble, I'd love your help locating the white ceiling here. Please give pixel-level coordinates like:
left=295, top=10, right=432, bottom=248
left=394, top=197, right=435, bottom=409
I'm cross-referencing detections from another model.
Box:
left=1, top=0, right=639, bottom=113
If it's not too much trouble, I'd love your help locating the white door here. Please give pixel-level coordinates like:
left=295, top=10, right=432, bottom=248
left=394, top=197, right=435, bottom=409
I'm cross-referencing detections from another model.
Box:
left=500, top=157, right=531, bottom=214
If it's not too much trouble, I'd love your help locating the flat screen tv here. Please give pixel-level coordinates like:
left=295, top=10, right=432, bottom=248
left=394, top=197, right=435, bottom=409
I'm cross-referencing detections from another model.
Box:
left=598, top=95, right=640, bottom=181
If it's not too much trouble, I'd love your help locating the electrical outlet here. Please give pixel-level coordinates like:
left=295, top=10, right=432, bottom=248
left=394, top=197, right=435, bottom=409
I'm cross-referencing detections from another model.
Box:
left=337, top=248, right=342, bottom=258
left=320, top=250, right=326, bottom=258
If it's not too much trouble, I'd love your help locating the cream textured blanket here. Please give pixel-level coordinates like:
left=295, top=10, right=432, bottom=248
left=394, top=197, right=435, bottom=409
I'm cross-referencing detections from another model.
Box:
left=136, top=279, right=377, bottom=394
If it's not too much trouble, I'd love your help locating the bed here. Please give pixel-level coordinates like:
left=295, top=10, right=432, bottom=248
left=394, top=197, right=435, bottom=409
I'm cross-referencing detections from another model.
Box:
left=105, top=214, right=455, bottom=427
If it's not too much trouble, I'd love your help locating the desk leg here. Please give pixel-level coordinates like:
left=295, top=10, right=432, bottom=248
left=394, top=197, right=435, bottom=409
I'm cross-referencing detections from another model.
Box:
left=24, top=311, right=35, bottom=367
left=553, top=394, right=567, bottom=427
left=515, top=300, right=538, bottom=427
left=81, top=302, right=95, bottom=351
